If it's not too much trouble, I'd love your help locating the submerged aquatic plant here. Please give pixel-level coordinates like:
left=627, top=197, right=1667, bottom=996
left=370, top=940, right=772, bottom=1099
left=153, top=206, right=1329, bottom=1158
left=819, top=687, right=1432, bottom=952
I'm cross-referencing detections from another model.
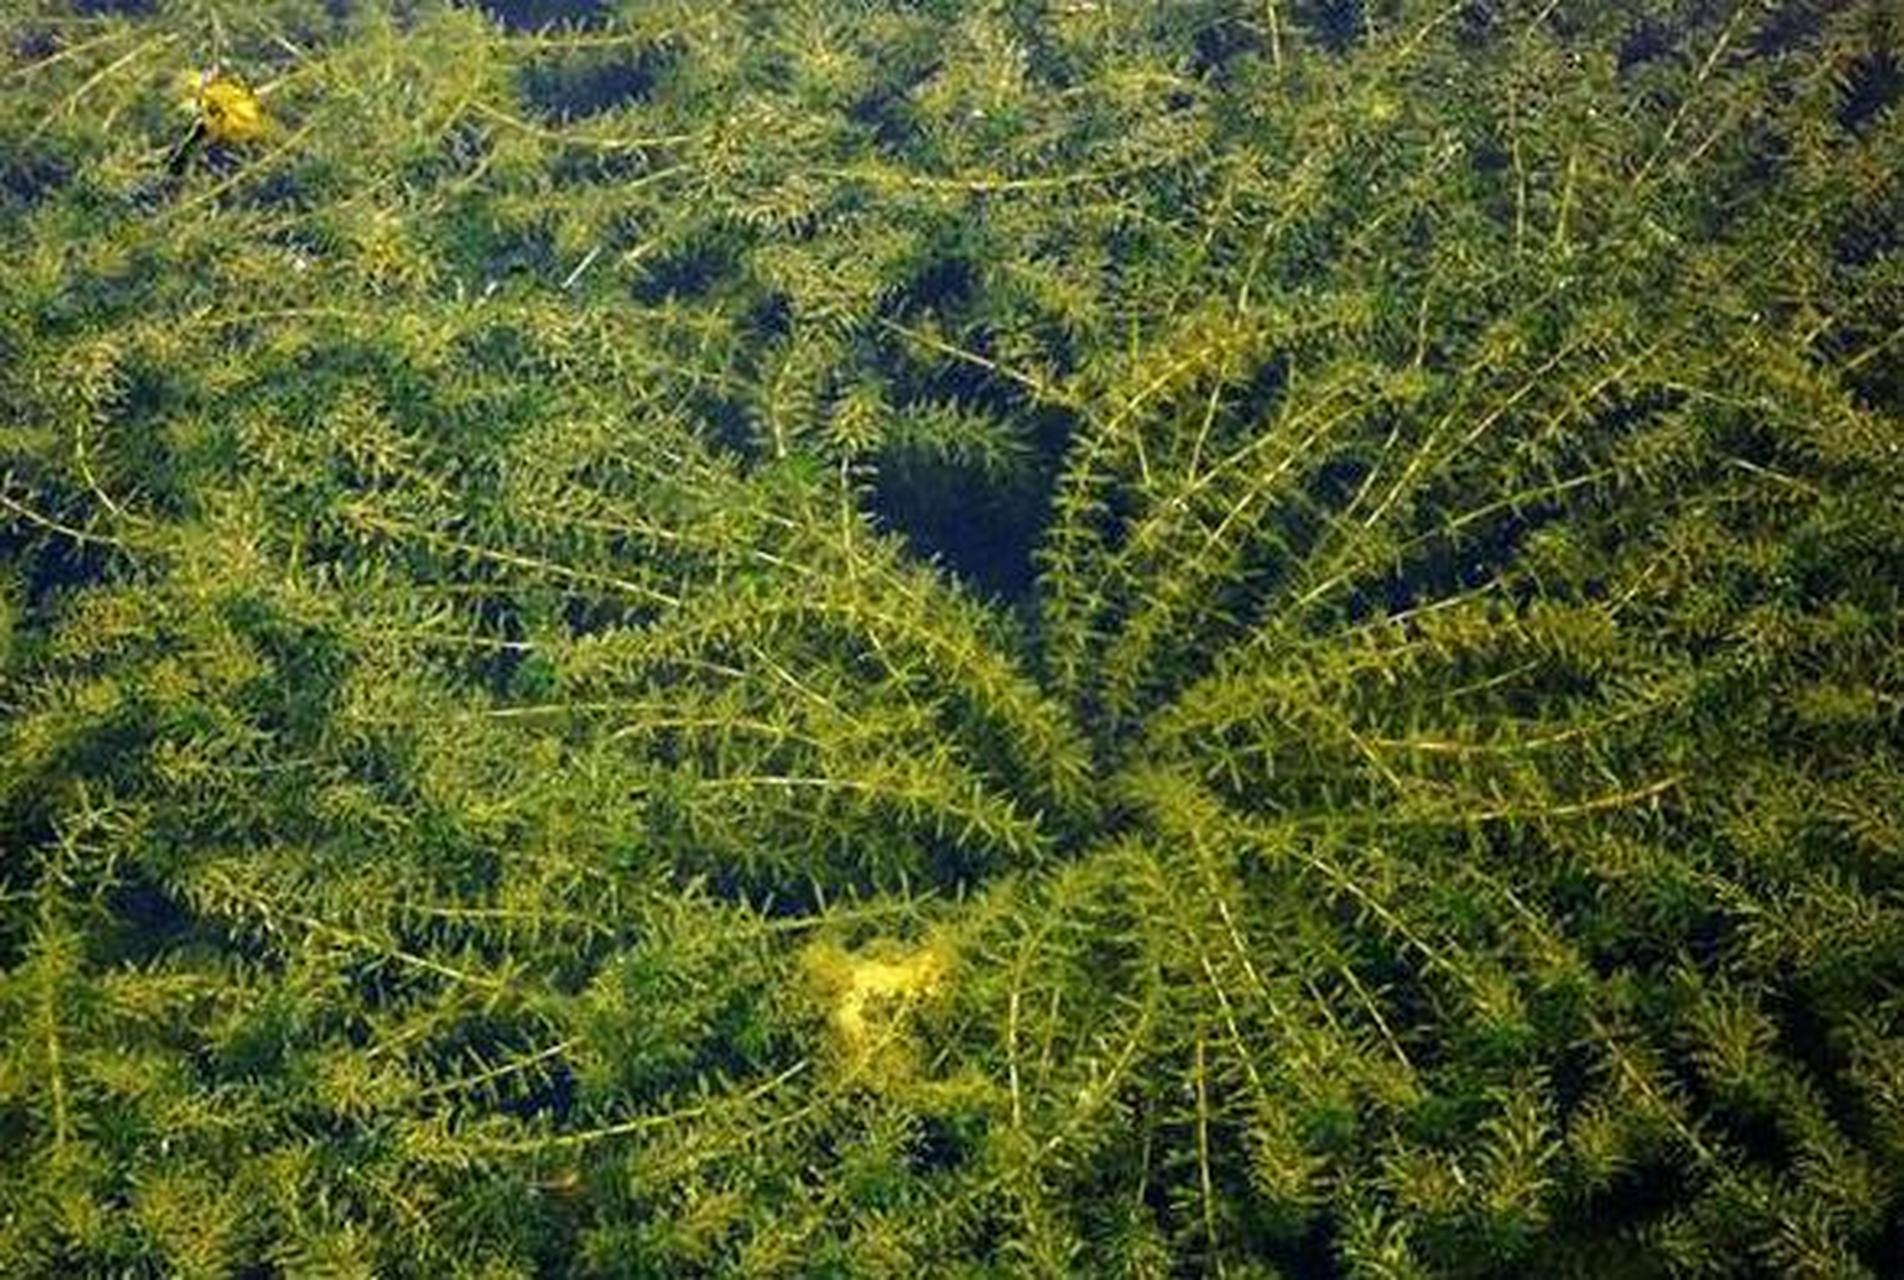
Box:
left=0, top=0, right=1899, bottom=1274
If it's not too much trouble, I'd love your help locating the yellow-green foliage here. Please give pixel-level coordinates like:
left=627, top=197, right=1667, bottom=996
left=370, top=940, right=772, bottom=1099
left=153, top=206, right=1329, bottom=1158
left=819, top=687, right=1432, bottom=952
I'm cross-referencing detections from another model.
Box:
left=0, top=1, right=1899, bottom=1276
left=802, top=934, right=954, bottom=1081
left=179, top=70, right=268, bottom=146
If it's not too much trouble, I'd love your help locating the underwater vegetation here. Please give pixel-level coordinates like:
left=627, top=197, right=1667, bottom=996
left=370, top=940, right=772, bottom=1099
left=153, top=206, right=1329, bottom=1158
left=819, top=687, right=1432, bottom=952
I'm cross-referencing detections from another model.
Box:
left=0, top=0, right=1900, bottom=1274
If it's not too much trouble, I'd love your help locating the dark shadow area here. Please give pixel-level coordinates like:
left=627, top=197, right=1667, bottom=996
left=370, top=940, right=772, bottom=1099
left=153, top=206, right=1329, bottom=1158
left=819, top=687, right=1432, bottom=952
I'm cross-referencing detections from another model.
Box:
left=1189, top=12, right=1265, bottom=79
left=629, top=235, right=740, bottom=305
left=0, top=148, right=67, bottom=211
left=3, top=510, right=121, bottom=611
left=1752, top=2, right=1827, bottom=57
left=465, top=0, right=611, bottom=33
left=100, top=873, right=200, bottom=968
left=867, top=429, right=1055, bottom=602
left=1838, top=48, right=1898, bottom=133
left=519, top=47, right=669, bottom=121
left=1296, top=0, right=1367, bottom=55
left=1617, top=17, right=1678, bottom=73
left=798, top=230, right=1082, bottom=601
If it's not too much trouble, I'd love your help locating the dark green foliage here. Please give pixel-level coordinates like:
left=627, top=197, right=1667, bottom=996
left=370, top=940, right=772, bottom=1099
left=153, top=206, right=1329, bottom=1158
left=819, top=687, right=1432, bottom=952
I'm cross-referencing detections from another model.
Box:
left=1, top=0, right=1900, bottom=1275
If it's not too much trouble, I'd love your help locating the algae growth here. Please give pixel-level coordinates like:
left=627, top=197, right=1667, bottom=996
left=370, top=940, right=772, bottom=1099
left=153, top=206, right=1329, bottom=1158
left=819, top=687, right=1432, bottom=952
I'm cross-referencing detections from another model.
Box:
left=0, top=1, right=1900, bottom=1275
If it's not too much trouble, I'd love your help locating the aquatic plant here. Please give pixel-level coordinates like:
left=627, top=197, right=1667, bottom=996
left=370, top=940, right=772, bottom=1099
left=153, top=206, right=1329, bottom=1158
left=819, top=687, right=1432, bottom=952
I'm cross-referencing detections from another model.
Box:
left=1, top=1, right=1899, bottom=1274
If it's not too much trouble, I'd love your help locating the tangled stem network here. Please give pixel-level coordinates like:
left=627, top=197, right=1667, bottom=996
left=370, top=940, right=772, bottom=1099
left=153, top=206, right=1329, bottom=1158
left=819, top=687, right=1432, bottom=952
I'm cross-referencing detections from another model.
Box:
left=0, top=1, right=1899, bottom=1275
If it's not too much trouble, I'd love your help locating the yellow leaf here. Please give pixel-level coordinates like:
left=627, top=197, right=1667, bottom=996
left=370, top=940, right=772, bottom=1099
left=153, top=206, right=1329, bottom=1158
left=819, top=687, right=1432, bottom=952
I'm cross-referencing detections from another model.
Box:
left=192, top=72, right=267, bottom=146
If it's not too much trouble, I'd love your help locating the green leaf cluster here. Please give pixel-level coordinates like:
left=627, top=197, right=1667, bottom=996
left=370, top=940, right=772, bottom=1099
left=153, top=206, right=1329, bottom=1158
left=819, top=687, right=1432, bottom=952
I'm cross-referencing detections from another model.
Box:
left=1, top=0, right=1899, bottom=1274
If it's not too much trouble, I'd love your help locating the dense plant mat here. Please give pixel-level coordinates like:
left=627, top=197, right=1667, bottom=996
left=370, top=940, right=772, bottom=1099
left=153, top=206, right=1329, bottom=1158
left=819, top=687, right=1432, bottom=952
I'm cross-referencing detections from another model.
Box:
left=1, top=1, right=1900, bottom=1274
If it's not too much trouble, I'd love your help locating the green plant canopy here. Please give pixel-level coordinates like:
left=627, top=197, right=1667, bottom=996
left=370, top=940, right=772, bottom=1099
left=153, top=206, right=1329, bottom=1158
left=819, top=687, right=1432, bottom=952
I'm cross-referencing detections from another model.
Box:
left=1, top=1, right=1899, bottom=1275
